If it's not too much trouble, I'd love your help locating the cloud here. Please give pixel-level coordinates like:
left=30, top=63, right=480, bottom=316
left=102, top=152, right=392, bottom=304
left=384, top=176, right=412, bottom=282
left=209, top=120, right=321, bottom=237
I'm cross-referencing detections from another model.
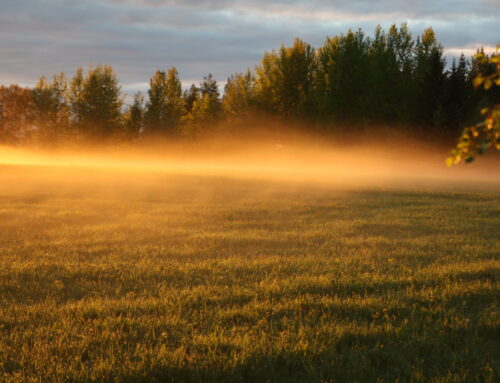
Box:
left=109, top=0, right=499, bottom=21
left=0, top=0, right=498, bottom=93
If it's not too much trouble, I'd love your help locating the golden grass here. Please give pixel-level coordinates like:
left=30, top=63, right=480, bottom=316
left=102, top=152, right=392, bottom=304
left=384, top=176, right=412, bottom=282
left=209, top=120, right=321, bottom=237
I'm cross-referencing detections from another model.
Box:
left=0, top=164, right=498, bottom=382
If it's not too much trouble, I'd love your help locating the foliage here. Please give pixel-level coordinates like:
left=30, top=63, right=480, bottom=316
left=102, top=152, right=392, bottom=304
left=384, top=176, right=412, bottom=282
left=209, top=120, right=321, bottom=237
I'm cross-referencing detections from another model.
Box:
left=183, top=84, right=200, bottom=115
left=184, top=74, right=221, bottom=134
left=145, top=68, right=185, bottom=135
left=275, top=38, right=317, bottom=118
left=254, top=50, right=280, bottom=114
left=68, top=65, right=123, bottom=138
left=0, top=85, right=33, bottom=143
left=364, top=25, right=400, bottom=121
left=447, top=48, right=500, bottom=165
left=317, top=30, right=368, bottom=121
left=443, top=55, right=471, bottom=132
left=414, top=28, right=447, bottom=131
left=31, top=73, right=70, bottom=142
left=0, top=24, right=493, bottom=144
left=124, top=92, right=144, bottom=139
left=164, top=67, right=185, bottom=131
left=223, top=70, right=255, bottom=120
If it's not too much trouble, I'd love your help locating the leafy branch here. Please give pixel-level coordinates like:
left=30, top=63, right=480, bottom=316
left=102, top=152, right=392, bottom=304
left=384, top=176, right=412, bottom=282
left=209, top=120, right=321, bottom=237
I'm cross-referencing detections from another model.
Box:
left=447, top=48, right=500, bottom=166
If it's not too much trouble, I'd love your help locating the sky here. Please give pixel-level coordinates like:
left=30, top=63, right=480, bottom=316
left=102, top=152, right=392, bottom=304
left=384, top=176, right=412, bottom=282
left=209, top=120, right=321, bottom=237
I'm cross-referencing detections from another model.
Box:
left=0, top=0, right=498, bottom=95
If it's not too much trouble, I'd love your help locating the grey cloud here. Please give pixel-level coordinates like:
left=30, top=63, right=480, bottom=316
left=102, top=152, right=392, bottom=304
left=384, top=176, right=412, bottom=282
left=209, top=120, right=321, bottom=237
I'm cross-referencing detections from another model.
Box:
left=109, top=0, right=499, bottom=19
left=0, top=0, right=498, bottom=92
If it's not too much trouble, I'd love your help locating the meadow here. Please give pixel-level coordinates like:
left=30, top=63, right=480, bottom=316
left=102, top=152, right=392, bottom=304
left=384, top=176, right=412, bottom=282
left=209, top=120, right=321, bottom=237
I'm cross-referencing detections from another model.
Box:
left=0, top=161, right=499, bottom=383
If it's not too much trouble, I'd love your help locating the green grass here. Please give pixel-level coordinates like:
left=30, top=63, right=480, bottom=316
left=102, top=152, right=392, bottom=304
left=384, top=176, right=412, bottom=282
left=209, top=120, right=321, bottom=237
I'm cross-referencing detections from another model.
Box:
left=0, top=165, right=499, bottom=382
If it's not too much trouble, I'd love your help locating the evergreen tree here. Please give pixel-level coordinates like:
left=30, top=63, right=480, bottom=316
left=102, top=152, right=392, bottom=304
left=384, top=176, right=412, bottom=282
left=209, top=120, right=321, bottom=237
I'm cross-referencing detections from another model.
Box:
left=183, top=84, right=199, bottom=114
left=197, top=73, right=221, bottom=122
left=125, top=92, right=144, bottom=139
left=443, top=54, right=471, bottom=135
left=144, top=70, right=168, bottom=134
left=200, top=73, right=220, bottom=98
left=365, top=25, right=400, bottom=121
left=388, top=23, right=416, bottom=123
left=184, top=74, right=221, bottom=134
left=414, top=28, right=447, bottom=134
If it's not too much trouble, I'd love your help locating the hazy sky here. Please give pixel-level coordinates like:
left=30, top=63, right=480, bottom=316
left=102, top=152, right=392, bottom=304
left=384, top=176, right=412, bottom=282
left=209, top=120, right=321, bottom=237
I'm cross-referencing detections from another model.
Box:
left=1, top=0, right=498, bottom=94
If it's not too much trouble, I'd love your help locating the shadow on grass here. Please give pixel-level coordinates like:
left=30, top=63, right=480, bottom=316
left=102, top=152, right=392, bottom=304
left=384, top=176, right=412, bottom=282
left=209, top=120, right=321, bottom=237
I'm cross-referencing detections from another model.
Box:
left=114, top=323, right=498, bottom=383
left=2, top=265, right=497, bottom=307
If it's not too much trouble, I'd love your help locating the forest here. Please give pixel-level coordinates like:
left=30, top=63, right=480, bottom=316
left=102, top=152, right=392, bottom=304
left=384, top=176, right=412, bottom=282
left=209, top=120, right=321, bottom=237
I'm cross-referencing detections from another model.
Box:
left=2, top=18, right=500, bottom=383
left=0, top=24, right=498, bottom=145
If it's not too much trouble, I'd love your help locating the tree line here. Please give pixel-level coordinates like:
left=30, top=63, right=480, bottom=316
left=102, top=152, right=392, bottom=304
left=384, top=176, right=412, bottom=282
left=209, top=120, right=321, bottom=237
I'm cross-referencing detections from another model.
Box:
left=0, top=24, right=498, bottom=145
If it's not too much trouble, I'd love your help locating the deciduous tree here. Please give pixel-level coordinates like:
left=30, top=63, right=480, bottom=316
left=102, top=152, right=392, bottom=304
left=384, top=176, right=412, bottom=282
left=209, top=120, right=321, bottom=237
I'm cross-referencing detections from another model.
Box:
left=145, top=67, right=185, bottom=135
left=32, top=73, right=70, bottom=142
left=68, top=65, right=123, bottom=138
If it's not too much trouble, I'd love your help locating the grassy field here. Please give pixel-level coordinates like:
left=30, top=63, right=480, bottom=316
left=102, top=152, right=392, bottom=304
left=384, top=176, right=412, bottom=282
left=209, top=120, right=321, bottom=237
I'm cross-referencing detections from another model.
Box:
left=0, top=164, right=499, bottom=382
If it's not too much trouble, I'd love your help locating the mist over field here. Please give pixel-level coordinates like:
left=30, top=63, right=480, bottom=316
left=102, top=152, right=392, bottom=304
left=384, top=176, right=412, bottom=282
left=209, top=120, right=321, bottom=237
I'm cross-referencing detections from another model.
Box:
left=1, top=0, right=499, bottom=380
left=1, top=131, right=498, bottom=186
left=0, top=129, right=499, bottom=382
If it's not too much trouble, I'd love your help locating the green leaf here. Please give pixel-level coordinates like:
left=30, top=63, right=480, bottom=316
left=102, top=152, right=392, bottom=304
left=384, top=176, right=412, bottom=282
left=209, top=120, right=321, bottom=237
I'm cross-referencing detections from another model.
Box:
left=480, top=140, right=490, bottom=151
left=465, top=156, right=475, bottom=163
